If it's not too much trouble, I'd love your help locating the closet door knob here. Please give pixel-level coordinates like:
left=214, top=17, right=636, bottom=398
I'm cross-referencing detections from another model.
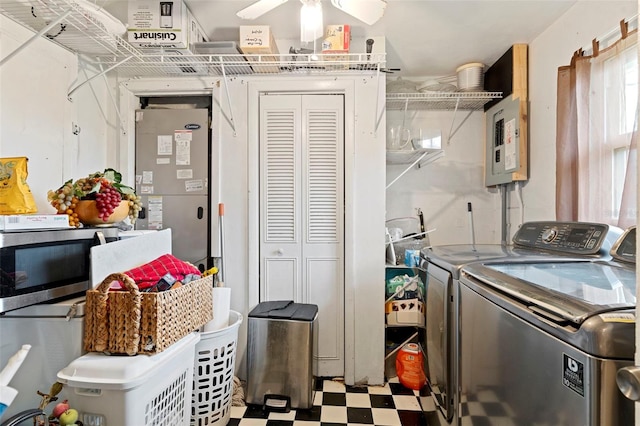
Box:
left=276, top=248, right=284, bottom=256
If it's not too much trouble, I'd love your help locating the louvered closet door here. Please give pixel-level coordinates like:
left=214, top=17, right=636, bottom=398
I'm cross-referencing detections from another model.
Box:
left=259, top=94, right=345, bottom=377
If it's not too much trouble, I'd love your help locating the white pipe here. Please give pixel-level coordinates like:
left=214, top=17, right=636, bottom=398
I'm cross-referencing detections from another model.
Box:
left=515, top=181, right=524, bottom=228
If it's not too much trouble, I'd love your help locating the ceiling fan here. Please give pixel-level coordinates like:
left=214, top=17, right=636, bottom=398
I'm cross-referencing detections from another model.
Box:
left=236, top=0, right=387, bottom=26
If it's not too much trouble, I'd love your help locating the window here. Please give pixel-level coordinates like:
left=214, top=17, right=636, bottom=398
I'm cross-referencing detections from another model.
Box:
left=605, top=45, right=637, bottom=221
left=556, top=21, right=637, bottom=229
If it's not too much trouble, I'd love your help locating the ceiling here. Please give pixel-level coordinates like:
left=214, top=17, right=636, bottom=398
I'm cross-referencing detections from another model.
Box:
left=102, top=0, right=581, bottom=79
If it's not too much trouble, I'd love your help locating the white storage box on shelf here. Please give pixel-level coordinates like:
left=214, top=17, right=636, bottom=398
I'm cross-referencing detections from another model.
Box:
left=191, top=311, right=243, bottom=426
left=57, top=333, right=200, bottom=426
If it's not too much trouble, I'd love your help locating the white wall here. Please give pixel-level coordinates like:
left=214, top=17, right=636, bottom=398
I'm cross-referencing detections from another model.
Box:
left=0, top=16, right=113, bottom=212
left=517, top=0, right=637, bottom=230
left=386, top=110, right=502, bottom=245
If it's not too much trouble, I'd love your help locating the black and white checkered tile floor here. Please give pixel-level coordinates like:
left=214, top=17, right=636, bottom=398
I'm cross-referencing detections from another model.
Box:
left=229, top=377, right=428, bottom=426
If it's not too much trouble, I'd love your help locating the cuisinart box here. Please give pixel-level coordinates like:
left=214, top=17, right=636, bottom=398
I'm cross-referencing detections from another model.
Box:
left=128, top=0, right=208, bottom=49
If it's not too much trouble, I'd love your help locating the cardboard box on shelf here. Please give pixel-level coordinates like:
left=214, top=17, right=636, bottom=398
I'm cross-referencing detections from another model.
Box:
left=322, top=24, right=351, bottom=69
left=322, top=24, right=351, bottom=52
left=128, top=0, right=207, bottom=49
left=385, top=298, right=425, bottom=327
left=239, top=25, right=280, bottom=73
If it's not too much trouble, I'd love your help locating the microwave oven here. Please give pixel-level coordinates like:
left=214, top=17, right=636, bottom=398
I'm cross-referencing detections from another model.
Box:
left=0, top=227, right=119, bottom=313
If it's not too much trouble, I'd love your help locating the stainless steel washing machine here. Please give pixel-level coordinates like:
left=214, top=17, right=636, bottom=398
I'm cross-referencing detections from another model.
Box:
left=419, top=221, right=624, bottom=426
left=457, top=226, right=636, bottom=425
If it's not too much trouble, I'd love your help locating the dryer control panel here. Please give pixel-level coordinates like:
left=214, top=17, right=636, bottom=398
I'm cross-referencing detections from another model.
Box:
left=513, top=221, right=611, bottom=255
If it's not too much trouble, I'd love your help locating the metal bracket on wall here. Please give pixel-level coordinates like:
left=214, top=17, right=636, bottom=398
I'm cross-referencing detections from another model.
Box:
left=67, top=56, right=132, bottom=101
left=90, top=63, right=127, bottom=135
left=417, top=149, right=445, bottom=168
left=386, top=149, right=445, bottom=189
left=0, top=10, right=71, bottom=68
left=220, top=59, right=237, bottom=136
left=446, top=98, right=474, bottom=145
left=374, top=68, right=385, bottom=134
left=386, top=149, right=429, bottom=190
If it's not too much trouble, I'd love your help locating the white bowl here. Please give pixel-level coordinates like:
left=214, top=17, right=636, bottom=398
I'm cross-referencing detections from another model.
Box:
left=456, top=62, right=484, bottom=91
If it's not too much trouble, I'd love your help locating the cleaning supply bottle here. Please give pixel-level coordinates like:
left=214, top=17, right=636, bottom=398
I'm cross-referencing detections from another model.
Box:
left=396, top=343, right=426, bottom=390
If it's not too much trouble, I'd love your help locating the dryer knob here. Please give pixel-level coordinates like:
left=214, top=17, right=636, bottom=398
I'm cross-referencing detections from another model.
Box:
left=541, top=228, right=558, bottom=243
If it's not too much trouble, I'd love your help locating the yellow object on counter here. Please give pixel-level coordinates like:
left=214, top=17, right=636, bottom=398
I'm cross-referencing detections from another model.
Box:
left=202, top=267, right=218, bottom=277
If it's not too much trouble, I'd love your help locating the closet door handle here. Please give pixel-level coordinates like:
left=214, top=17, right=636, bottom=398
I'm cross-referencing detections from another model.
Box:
left=197, top=207, right=204, bottom=219
left=276, top=248, right=284, bottom=256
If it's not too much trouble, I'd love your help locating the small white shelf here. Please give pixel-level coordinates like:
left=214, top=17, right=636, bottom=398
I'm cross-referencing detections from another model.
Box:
left=386, top=149, right=445, bottom=189
left=386, top=148, right=444, bottom=166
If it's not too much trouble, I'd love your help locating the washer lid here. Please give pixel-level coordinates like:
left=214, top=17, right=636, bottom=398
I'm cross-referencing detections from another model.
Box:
left=424, top=244, right=518, bottom=277
left=463, top=261, right=636, bottom=324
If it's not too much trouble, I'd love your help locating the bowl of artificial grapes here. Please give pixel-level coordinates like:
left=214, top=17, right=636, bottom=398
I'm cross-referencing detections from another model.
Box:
left=48, top=168, right=142, bottom=227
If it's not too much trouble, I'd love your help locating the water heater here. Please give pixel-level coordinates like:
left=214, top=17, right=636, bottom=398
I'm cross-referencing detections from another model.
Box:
left=484, top=44, right=528, bottom=186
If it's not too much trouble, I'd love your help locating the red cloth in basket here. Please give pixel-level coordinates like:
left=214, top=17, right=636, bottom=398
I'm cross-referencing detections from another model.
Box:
left=113, top=254, right=201, bottom=290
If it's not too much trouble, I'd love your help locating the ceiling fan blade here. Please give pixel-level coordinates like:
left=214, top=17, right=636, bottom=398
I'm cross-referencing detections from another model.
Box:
left=330, top=0, right=387, bottom=25
left=236, top=0, right=290, bottom=19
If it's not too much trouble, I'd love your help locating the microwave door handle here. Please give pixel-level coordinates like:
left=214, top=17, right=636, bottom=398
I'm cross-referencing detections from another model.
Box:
left=95, top=231, right=107, bottom=245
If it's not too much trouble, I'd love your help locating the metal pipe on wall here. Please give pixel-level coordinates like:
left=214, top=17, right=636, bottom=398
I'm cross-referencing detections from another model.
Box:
left=501, top=184, right=508, bottom=245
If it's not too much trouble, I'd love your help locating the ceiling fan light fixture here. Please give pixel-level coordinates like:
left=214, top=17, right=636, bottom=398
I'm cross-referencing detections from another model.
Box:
left=237, top=0, right=289, bottom=19
left=330, top=0, right=386, bottom=25
left=300, top=0, right=323, bottom=42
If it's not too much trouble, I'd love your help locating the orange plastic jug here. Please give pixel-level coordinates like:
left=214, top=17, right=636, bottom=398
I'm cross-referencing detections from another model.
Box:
left=395, top=343, right=426, bottom=390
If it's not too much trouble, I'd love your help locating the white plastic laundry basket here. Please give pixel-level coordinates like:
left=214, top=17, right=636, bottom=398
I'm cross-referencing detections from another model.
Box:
left=57, top=333, right=199, bottom=426
left=191, top=310, right=243, bottom=426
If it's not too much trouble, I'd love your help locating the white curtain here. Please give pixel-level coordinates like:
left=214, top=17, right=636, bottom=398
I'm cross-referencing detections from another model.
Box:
left=556, top=27, right=637, bottom=229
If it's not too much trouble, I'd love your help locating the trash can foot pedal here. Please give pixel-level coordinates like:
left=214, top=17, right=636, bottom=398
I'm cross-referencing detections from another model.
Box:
left=263, top=394, right=291, bottom=413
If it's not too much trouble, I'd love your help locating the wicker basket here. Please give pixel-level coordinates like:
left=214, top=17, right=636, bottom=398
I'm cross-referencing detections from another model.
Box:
left=84, top=273, right=213, bottom=355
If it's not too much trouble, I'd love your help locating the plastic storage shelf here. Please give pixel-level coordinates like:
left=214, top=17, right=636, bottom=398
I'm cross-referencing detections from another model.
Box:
left=384, top=266, right=426, bottom=379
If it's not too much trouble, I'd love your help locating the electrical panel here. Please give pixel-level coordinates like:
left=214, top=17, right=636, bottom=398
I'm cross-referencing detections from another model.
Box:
left=485, top=96, right=524, bottom=186
left=484, top=44, right=528, bottom=187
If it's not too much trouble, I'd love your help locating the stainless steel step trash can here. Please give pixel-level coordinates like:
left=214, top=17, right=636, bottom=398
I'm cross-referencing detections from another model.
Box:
left=246, top=300, right=319, bottom=411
